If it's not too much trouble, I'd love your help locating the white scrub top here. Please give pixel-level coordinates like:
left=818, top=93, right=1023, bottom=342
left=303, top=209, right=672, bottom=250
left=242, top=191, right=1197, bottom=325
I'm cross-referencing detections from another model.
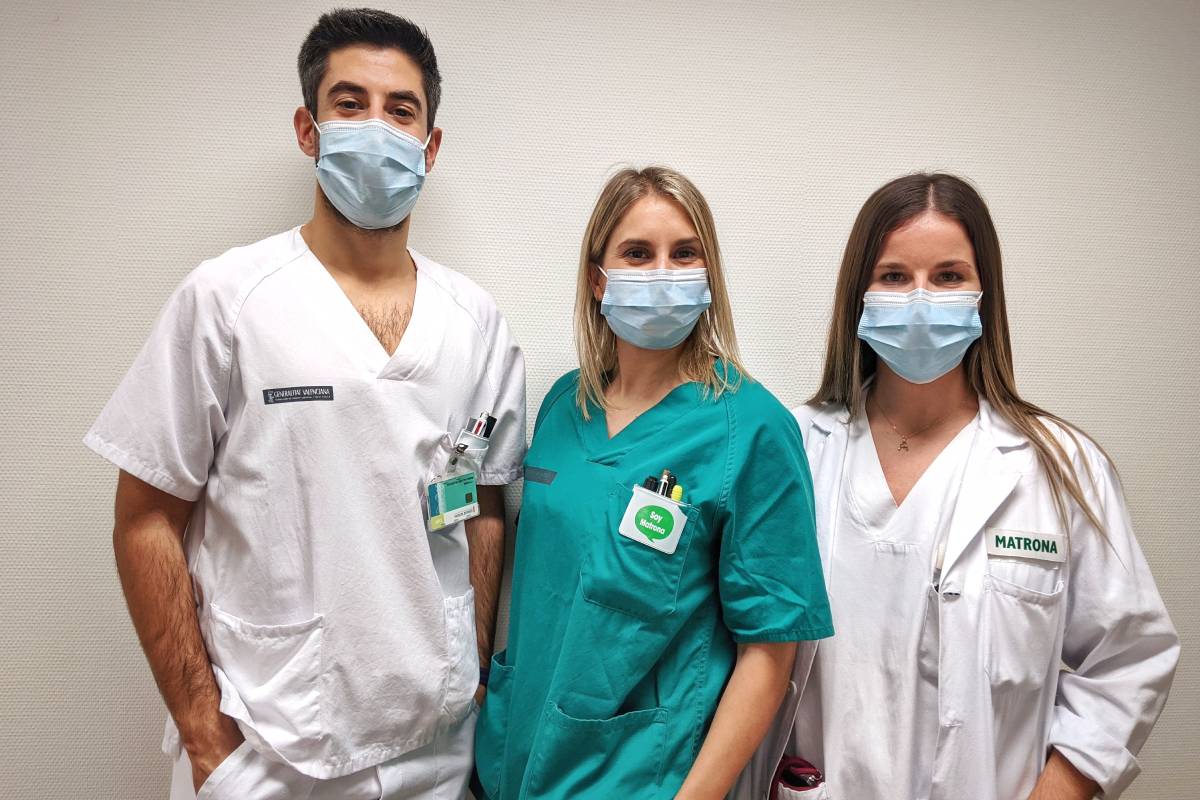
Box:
left=84, top=227, right=526, bottom=779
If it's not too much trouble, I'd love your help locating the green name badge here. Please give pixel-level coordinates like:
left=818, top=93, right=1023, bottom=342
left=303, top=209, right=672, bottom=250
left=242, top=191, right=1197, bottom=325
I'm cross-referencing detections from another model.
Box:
left=619, top=484, right=688, bottom=555
left=427, top=469, right=480, bottom=532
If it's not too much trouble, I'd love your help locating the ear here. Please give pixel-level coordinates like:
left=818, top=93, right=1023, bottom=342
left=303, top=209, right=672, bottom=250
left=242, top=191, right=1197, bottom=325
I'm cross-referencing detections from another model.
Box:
left=295, top=107, right=318, bottom=158
left=589, top=263, right=606, bottom=302
left=423, top=127, right=443, bottom=174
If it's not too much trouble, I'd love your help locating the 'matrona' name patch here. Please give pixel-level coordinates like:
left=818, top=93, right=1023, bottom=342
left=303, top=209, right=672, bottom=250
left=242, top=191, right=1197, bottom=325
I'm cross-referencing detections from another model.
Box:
left=986, top=529, right=1066, bottom=563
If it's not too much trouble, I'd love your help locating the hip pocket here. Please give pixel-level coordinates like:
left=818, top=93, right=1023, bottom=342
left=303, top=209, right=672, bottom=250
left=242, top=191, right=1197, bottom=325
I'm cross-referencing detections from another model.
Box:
left=983, top=573, right=1064, bottom=692
left=196, top=739, right=255, bottom=799
left=474, top=649, right=516, bottom=799
left=525, top=702, right=669, bottom=799
left=442, top=588, right=479, bottom=717
left=580, top=482, right=699, bottom=620
left=206, top=605, right=324, bottom=764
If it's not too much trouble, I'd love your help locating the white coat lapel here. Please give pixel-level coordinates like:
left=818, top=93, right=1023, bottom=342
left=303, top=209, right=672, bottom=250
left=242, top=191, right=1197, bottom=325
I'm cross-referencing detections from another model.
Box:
left=938, top=401, right=1032, bottom=582
left=803, top=403, right=849, bottom=578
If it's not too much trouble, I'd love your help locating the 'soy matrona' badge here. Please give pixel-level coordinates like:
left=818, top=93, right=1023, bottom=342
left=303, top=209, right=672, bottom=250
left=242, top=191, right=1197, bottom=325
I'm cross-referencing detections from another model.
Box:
left=619, top=484, right=688, bottom=555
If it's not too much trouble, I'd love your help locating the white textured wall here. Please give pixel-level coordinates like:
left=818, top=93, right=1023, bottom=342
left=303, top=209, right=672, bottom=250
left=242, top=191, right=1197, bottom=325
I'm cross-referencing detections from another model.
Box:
left=1, top=0, right=1196, bottom=796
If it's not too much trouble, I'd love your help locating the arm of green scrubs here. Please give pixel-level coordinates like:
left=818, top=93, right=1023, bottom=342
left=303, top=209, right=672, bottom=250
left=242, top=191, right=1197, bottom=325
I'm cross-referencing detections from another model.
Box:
left=679, top=392, right=833, bottom=799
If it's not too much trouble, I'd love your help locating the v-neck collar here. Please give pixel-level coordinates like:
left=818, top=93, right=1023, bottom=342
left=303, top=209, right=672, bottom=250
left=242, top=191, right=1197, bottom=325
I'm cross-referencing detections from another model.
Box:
left=575, top=380, right=705, bottom=463
left=848, top=405, right=979, bottom=531
left=297, top=228, right=435, bottom=382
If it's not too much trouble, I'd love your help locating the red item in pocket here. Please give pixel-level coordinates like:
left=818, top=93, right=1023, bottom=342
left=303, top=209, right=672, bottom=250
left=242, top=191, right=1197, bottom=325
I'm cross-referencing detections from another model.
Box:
left=771, top=755, right=825, bottom=798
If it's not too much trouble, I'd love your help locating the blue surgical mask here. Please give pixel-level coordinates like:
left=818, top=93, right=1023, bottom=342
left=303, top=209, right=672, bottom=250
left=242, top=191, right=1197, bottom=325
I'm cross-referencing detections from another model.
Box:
left=857, top=288, right=983, bottom=384
left=312, top=116, right=430, bottom=230
left=600, top=268, right=712, bottom=350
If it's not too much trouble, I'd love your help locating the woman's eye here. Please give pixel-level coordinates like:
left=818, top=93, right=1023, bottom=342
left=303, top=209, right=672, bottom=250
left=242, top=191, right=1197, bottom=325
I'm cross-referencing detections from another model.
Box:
left=674, top=248, right=698, bottom=260
left=623, top=248, right=649, bottom=260
left=938, top=271, right=964, bottom=282
left=882, top=272, right=906, bottom=283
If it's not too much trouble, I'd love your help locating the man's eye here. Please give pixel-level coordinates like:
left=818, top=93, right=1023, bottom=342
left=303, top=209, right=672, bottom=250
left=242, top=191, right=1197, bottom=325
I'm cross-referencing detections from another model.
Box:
left=392, top=107, right=413, bottom=118
left=337, top=100, right=362, bottom=110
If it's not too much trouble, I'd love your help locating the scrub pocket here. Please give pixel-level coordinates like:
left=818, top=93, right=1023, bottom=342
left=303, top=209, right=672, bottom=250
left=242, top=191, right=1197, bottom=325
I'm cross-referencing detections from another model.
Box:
left=982, top=573, right=1065, bottom=692
left=194, top=739, right=315, bottom=800
left=580, top=482, right=699, bottom=620
left=524, top=702, right=669, bottom=799
left=206, top=604, right=324, bottom=765
left=474, top=649, right=515, bottom=799
left=442, top=588, right=480, bottom=718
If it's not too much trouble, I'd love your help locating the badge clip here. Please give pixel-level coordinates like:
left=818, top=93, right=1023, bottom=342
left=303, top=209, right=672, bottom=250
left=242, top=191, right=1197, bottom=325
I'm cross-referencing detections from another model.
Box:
left=426, top=411, right=497, bottom=532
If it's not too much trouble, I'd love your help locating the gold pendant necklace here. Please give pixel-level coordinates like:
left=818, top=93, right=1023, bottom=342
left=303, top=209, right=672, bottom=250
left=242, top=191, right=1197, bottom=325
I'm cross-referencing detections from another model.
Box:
left=870, top=395, right=954, bottom=453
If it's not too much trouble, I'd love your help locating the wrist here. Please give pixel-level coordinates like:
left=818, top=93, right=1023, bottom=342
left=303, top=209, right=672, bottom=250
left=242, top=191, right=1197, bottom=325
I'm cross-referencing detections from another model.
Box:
left=179, top=709, right=241, bottom=757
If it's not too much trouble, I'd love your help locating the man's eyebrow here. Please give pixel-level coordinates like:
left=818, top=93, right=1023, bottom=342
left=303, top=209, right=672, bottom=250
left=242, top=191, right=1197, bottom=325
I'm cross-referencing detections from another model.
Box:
left=326, top=80, right=367, bottom=97
left=387, top=89, right=422, bottom=109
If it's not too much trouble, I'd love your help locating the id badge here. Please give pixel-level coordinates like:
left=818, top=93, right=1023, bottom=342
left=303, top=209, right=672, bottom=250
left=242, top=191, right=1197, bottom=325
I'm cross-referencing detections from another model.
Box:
left=427, top=466, right=480, bottom=532
left=618, top=484, right=689, bottom=555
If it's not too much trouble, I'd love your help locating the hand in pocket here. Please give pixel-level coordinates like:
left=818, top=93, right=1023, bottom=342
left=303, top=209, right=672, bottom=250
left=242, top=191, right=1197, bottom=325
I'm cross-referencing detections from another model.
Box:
left=190, top=715, right=246, bottom=793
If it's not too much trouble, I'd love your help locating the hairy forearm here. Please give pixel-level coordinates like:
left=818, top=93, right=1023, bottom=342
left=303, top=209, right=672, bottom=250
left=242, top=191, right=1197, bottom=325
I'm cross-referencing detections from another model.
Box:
left=112, top=472, right=233, bottom=756
left=465, top=484, right=506, bottom=667
left=1028, top=749, right=1099, bottom=800
left=676, top=642, right=798, bottom=800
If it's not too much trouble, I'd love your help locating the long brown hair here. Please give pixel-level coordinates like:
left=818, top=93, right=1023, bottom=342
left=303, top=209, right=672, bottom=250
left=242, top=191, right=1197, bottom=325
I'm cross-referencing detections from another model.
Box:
left=574, top=166, right=747, bottom=418
left=811, top=173, right=1109, bottom=533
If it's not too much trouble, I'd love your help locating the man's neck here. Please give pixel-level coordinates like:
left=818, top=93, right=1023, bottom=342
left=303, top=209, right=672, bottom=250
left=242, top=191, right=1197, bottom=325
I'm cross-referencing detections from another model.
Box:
left=301, top=190, right=415, bottom=282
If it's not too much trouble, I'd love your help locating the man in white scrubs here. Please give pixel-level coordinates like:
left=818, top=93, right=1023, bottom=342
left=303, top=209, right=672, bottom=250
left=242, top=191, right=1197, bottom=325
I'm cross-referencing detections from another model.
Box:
left=84, top=9, right=525, bottom=799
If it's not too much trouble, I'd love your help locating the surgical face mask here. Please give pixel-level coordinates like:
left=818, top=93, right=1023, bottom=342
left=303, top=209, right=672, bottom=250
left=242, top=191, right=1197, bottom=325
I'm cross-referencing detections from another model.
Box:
left=312, top=116, right=430, bottom=230
left=857, top=288, right=983, bottom=384
left=599, top=267, right=712, bottom=350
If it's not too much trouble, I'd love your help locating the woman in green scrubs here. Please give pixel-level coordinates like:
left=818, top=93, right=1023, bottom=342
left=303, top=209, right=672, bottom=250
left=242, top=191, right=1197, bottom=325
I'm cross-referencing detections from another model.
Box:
left=474, top=167, right=832, bottom=799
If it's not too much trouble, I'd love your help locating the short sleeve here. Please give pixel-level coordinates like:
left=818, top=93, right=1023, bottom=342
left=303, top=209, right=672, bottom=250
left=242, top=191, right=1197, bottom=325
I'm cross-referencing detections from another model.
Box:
left=474, top=313, right=526, bottom=485
left=83, top=269, right=231, bottom=501
left=717, top=390, right=833, bottom=643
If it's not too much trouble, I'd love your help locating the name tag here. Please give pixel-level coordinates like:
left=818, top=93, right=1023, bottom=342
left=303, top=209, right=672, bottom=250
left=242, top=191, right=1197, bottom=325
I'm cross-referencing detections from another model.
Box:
left=427, top=469, right=480, bottom=531
left=618, top=485, right=688, bottom=555
left=986, top=529, right=1066, bottom=563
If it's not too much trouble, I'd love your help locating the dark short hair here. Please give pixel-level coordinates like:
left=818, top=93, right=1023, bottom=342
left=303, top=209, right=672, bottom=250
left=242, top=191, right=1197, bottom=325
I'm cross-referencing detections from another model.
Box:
left=298, top=8, right=441, bottom=129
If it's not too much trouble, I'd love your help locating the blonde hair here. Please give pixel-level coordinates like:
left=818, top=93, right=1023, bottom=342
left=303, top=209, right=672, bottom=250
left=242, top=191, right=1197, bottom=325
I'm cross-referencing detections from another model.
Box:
left=811, top=173, right=1111, bottom=534
left=574, top=166, right=747, bottom=418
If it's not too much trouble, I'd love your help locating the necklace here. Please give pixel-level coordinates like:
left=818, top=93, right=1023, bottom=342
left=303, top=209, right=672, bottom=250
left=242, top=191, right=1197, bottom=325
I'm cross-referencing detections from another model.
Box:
left=870, top=394, right=955, bottom=453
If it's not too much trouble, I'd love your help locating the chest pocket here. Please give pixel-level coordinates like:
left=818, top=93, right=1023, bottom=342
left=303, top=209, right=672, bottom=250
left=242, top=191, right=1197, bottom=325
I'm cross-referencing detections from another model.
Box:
left=580, top=482, right=701, bottom=621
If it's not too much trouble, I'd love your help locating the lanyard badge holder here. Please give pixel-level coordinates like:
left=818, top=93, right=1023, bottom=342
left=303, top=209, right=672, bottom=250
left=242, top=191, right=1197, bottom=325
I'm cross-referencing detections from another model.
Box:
left=427, top=411, right=496, bottom=532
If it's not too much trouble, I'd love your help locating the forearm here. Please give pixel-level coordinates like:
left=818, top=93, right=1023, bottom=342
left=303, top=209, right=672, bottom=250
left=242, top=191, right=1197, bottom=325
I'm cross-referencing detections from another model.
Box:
left=465, top=484, right=506, bottom=667
left=676, top=642, right=798, bottom=800
left=1028, top=749, right=1100, bottom=800
left=113, top=472, right=235, bottom=756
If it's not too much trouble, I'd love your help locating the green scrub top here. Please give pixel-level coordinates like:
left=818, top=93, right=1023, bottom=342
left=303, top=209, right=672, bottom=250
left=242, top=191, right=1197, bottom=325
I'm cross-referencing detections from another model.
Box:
left=475, top=365, right=832, bottom=799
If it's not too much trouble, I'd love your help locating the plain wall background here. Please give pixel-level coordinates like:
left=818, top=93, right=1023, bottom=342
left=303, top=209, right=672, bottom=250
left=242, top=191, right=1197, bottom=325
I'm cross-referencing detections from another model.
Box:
left=1, top=0, right=1196, bottom=796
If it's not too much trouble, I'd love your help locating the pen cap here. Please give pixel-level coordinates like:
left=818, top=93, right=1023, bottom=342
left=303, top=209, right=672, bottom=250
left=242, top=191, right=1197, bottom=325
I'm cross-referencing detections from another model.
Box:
left=468, top=411, right=498, bottom=440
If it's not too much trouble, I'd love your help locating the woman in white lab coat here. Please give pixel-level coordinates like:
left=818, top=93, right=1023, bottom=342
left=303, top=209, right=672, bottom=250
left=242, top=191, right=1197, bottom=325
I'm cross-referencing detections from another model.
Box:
left=778, top=173, right=1179, bottom=800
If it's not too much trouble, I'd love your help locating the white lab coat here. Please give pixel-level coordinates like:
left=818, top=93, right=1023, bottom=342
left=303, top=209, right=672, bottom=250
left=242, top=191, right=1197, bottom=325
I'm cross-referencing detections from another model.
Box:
left=747, top=399, right=1178, bottom=800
